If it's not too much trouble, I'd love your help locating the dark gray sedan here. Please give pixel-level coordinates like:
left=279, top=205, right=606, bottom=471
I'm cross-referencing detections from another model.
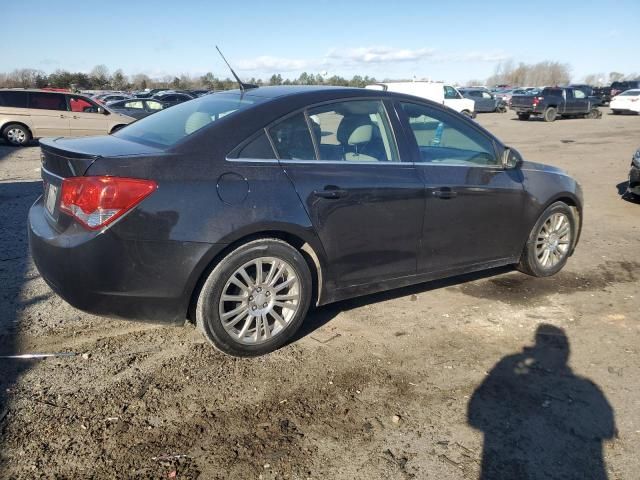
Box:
left=460, top=88, right=507, bottom=113
left=106, top=98, right=168, bottom=119
left=29, top=86, right=583, bottom=357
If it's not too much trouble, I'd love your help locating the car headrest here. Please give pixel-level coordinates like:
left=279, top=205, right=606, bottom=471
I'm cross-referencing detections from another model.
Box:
left=348, top=124, right=373, bottom=146
left=185, top=112, right=211, bottom=135
left=337, top=115, right=373, bottom=145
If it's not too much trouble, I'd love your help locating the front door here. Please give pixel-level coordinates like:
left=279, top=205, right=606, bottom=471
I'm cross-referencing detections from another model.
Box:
left=67, top=95, right=109, bottom=136
left=27, top=92, right=70, bottom=137
left=268, top=99, right=424, bottom=289
left=397, top=101, right=527, bottom=274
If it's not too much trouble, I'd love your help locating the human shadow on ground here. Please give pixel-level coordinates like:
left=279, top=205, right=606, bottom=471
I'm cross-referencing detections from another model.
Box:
left=467, top=324, right=616, bottom=480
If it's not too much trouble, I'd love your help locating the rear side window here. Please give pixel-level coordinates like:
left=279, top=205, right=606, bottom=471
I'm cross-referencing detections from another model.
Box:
left=400, top=102, right=497, bottom=167
left=573, top=89, right=586, bottom=99
left=269, top=113, right=316, bottom=161
left=542, top=88, right=563, bottom=97
left=29, top=92, right=67, bottom=111
left=307, top=100, right=398, bottom=162
left=145, top=100, right=163, bottom=110
left=236, top=132, right=276, bottom=159
left=0, top=91, right=28, bottom=108
left=123, top=101, right=145, bottom=109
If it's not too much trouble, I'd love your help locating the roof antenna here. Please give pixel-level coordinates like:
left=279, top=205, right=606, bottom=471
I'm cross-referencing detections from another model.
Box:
left=216, top=46, right=258, bottom=92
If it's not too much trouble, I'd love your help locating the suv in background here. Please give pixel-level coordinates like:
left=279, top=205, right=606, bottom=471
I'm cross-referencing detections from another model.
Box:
left=0, top=89, right=135, bottom=146
left=458, top=88, right=507, bottom=113
left=611, top=81, right=640, bottom=98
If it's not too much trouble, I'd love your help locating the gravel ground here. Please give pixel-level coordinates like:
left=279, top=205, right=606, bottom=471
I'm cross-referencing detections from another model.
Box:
left=0, top=109, right=638, bottom=479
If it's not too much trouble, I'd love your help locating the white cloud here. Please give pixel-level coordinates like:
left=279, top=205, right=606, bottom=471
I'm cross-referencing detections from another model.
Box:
left=237, top=56, right=310, bottom=72
left=326, top=46, right=436, bottom=64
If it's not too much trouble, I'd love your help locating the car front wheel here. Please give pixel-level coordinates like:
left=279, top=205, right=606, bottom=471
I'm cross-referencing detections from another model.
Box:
left=196, top=239, right=312, bottom=356
left=517, top=202, right=576, bottom=277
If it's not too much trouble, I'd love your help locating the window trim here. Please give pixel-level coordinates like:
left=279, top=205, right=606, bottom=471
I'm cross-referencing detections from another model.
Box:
left=395, top=99, right=503, bottom=169
left=227, top=96, right=412, bottom=165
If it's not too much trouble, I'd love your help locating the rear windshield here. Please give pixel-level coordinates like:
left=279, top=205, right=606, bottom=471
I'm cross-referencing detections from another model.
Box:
left=114, top=92, right=264, bottom=148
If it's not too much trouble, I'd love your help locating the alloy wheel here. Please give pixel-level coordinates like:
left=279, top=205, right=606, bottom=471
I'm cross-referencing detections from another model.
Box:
left=218, top=257, right=300, bottom=344
left=535, top=213, right=571, bottom=268
left=7, top=128, right=26, bottom=145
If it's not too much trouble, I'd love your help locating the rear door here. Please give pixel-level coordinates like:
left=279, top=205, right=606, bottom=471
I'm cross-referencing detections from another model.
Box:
left=27, top=92, right=70, bottom=137
left=67, top=95, right=110, bottom=136
left=397, top=101, right=527, bottom=273
left=269, top=99, right=424, bottom=288
left=571, top=88, right=589, bottom=113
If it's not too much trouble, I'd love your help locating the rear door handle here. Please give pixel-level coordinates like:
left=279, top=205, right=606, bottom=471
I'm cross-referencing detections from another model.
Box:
left=313, top=188, right=347, bottom=199
left=432, top=187, right=457, bottom=199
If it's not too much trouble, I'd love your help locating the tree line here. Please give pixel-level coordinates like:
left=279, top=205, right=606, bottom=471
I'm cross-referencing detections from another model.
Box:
left=0, top=65, right=379, bottom=91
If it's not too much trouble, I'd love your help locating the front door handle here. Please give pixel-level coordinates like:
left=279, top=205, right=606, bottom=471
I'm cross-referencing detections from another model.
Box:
left=313, top=188, right=347, bottom=199
left=432, top=187, right=458, bottom=199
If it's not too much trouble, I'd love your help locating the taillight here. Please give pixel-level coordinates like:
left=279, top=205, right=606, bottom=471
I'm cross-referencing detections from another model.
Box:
left=59, top=176, right=157, bottom=230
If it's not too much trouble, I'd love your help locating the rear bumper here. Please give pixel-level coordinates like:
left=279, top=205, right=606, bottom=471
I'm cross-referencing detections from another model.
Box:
left=28, top=198, right=218, bottom=325
left=511, top=106, right=541, bottom=114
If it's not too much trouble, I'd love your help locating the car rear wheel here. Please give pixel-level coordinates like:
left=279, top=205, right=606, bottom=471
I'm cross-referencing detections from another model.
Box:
left=2, top=123, right=31, bottom=146
left=517, top=202, right=576, bottom=277
left=586, top=108, right=600, bottom=119
left=196, top=239, right=312, bottom=357
left=543, top=107, right=557, bottom=122
left=517, top=113, right=530, bottom=121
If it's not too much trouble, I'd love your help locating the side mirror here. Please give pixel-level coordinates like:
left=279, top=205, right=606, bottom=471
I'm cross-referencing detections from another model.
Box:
left=97, top=107, right=107, bottom=115
left=502, top=147, right=522, bottom=169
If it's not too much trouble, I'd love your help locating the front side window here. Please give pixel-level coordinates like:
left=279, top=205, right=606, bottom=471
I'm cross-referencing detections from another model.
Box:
left=269, top=113, right=316, bottom=161
left=29, top=92, right=67, bottom=111
left=307, top=100, right=398, bottom=162
left=400, top=102, right=497, bottom=167
left=444, top=86, right=461, bottom=99
left=68, top=95, right=97, bottom=113
left=145, top=100, right=163, bottom=110
left=573, top=89, right=586, bottom=99
left=481, top=92, right=493, bottom=99
left=114, top=92, right=262, bottom=147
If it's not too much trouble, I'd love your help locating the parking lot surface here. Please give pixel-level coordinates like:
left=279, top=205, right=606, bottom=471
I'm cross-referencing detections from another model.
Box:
left=1, top=110, right=639, bottom=479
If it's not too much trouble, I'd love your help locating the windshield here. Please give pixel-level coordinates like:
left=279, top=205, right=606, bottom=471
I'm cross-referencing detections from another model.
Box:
left=114, top=92, right=263, bottom=148
left=620, top=90, right=640, bottom=96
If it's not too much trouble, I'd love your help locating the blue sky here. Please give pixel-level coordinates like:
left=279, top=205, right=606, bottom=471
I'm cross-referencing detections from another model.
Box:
left=2, top=0, right=637, bottom=83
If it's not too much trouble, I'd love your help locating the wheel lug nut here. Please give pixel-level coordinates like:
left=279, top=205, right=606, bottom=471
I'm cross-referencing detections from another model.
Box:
left=263, top=303, right=267, bottom=308
left=249, top=296, right=253, bottom=301
left=252, top=305, right=257, bottom=311
left=265, top=291, right=270, bottom=297
left=257, top=287, right=262, bottom=292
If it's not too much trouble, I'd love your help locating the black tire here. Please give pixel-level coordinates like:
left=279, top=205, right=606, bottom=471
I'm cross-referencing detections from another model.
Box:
left=2, top=123, right=31, bottom=146
left=517, top=202, right=576, bottom=277
left=461, top=110, right=474, bottom=119
left=586, top=108, right=599, bottom=119
left=543, top=107, right=557, bottom=122
left=517, top=113, right=530, bottom=121
left=196, top=238, right=312, bottom=357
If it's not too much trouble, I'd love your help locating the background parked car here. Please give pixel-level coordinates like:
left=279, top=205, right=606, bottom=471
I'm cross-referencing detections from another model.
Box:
left=592, top=86, right=612, bottom=105
left=459, top=88, right=507, bottom=113
left=151, top=91, right=195, bottom=106
left=366, top=82, right=476, bottom=117
left=629, top=148, right=640, bottom=199
left=611, top=80, right=640, bottom=97
left=106, top=98, right=168, bottom=119
left=0, top=89, right=135, bottom=145
left=93, top=93, right=132, bottom=104
left=511, top=87, right=600, bottom=122
left=609, top=89, right=640, bottom=115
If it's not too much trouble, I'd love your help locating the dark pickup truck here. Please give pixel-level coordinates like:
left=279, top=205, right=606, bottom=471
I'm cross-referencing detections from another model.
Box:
left=510, top=87, right=601, bottom=122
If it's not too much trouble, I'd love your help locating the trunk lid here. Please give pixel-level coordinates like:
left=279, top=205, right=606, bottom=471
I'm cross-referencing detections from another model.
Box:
left=40, top=135, right=165, bottom=178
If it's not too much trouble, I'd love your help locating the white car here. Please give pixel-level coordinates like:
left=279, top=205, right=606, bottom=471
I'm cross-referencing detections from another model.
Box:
left=610, top=89, right=640, bottom=114
left=366, top=82, right=476, bottom=118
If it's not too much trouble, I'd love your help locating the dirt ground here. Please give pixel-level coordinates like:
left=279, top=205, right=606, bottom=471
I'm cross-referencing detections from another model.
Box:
left=0, top=109, right=638, bottom=479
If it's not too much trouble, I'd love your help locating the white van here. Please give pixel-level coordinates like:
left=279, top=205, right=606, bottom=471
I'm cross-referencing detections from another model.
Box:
left=366, top=82, right=476, bottom=118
